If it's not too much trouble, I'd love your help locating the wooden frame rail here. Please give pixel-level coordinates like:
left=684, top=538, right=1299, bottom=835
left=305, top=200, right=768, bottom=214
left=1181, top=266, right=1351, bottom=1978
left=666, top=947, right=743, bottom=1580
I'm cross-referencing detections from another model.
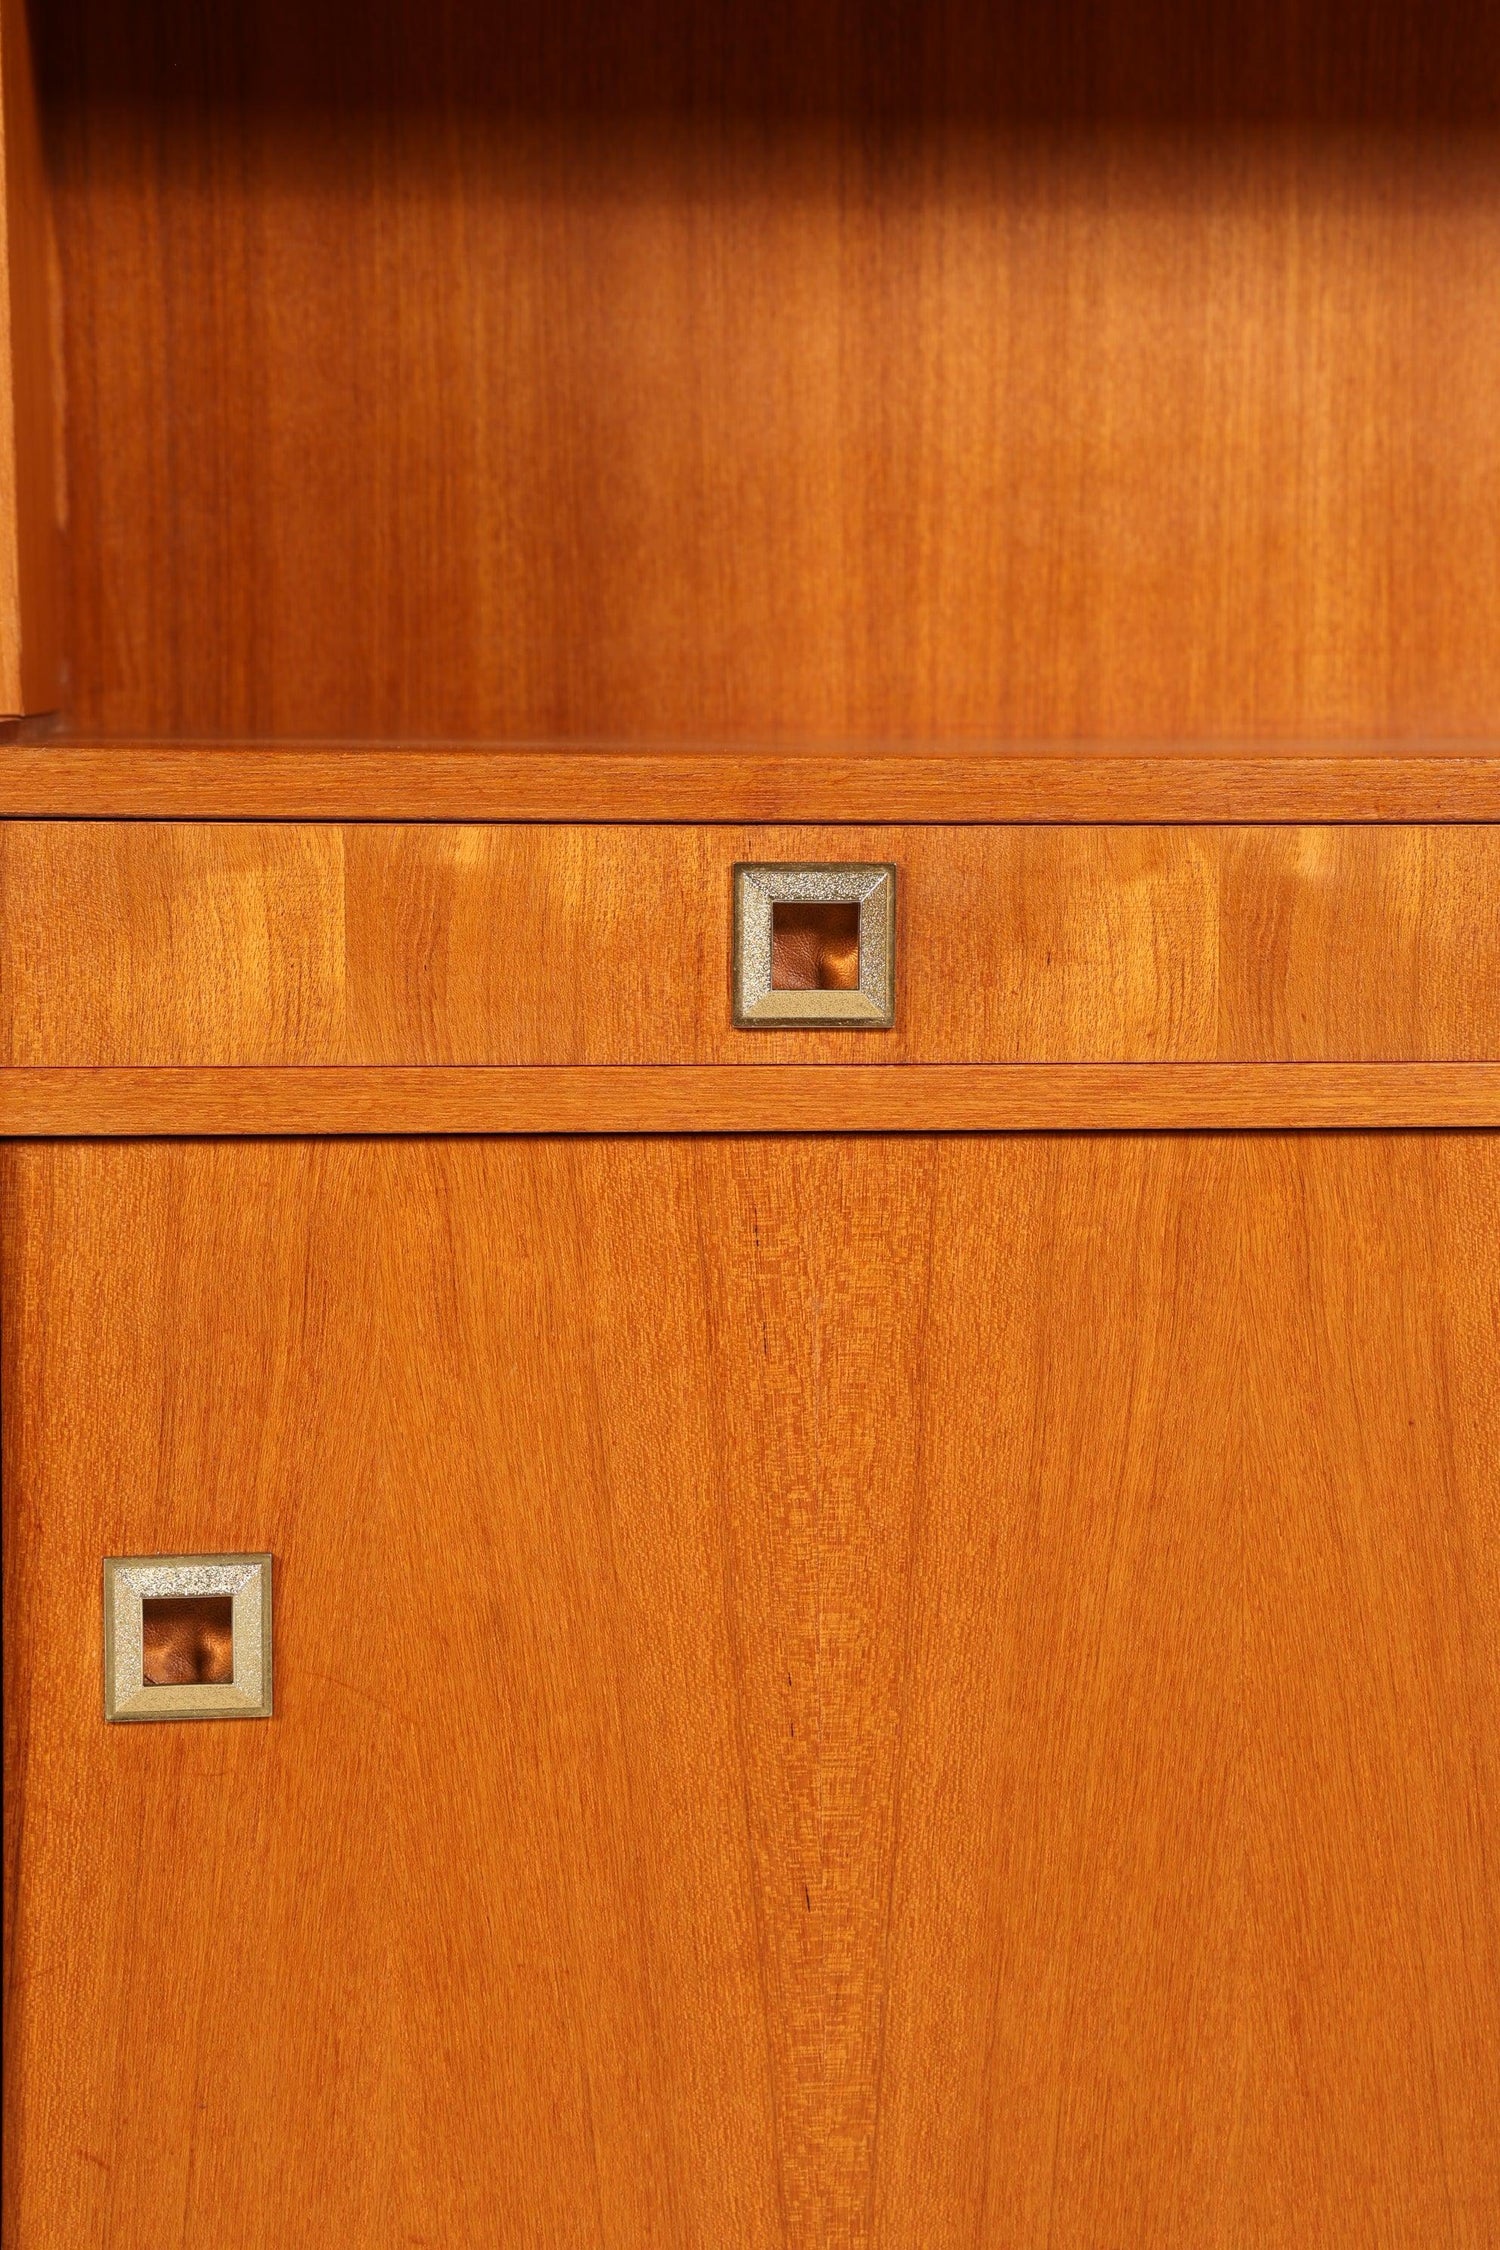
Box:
left=4, top=1064, right=1500, bottom=1137
left=6, top=743, right=1500, bottom=823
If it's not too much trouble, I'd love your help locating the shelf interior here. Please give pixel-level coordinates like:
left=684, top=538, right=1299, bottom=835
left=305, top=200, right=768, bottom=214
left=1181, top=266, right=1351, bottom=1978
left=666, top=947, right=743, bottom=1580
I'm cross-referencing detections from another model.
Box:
left=33, top=0, right=1500, bottom=747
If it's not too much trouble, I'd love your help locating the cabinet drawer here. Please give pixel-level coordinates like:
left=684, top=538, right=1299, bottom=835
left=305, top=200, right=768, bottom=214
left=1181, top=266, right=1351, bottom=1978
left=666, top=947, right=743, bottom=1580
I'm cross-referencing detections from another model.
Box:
left=6, top=820, right=1500, bottom=1066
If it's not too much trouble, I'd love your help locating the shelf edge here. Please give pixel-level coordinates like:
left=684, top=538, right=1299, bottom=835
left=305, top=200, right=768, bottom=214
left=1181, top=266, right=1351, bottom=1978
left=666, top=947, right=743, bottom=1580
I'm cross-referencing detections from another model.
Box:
left=6, top=743, right=1500, bottom=822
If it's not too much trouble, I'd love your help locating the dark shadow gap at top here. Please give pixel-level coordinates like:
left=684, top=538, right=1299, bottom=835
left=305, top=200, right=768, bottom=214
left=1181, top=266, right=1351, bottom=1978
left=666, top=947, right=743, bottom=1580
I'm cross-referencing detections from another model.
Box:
left=31, top=0, right=1500, bottom=132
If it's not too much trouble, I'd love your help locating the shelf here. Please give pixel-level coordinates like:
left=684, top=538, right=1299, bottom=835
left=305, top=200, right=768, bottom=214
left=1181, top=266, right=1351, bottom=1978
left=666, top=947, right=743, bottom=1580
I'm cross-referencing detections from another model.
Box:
left=14, top=0, right=1500, bottom=750
left=6, top=738, right=1500, bottom=823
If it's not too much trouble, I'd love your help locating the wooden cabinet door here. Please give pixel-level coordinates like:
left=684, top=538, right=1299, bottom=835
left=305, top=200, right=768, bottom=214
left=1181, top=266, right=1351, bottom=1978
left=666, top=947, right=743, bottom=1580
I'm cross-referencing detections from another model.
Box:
left=5, top=1132, right=1496, bottom=2247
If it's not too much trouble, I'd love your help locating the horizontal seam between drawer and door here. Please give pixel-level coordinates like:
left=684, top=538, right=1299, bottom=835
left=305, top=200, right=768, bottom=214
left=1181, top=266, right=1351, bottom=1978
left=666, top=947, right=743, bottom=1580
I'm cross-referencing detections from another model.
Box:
left=5, top=1063, right=1500, bottom=1137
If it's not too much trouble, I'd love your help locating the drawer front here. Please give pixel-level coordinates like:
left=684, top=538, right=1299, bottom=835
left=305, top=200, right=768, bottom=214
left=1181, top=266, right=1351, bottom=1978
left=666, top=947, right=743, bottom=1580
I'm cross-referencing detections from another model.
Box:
left=6, top=820, right=1500, bottom=1066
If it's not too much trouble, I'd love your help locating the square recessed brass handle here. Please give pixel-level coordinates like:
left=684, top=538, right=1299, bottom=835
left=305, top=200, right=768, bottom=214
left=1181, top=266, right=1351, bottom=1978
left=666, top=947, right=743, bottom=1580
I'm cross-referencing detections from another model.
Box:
left=104, top=1554, right=273, bottom=1722
left=733, top=863, right=896, bottom=1028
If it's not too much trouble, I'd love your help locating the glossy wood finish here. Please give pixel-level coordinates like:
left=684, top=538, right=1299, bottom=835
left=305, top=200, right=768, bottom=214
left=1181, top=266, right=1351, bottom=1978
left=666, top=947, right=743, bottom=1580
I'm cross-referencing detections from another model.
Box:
left=35, top=0, right=1500, bottom=745
left=7, top=1062, right=1500, bottom=1138
left=8, top=822, right=1500, bottom=1069
left=5, top=1134, right=1497, bottom=2247
left=0, top=0, right=58, bottom=715
left=9, top=741, right=1500, bottom=822
left=10, top=0, right=1500, bottom=2233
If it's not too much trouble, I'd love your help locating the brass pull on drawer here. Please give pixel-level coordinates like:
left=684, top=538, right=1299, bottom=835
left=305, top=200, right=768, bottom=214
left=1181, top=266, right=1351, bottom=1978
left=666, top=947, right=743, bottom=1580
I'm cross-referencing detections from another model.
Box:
left=732, top=863, right=896, bottom=1029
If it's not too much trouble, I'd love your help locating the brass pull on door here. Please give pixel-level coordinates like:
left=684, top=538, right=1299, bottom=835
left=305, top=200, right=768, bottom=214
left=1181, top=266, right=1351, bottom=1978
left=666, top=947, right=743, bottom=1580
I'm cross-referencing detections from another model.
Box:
left=733, top=863, right=896, bottom=1028
left=104, top=1554, right=273, bottom=1722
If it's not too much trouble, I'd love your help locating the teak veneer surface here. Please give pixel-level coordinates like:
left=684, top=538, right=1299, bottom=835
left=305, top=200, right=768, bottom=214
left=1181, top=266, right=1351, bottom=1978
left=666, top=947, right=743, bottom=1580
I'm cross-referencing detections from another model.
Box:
left=8, top=821, right=1500, bottom=1068
left=11, top=4, right=1500, bottom=2239
left=34, top=0, right=1500, bottom=743
left=0, top=0, right=58, bottom=715
left=5, top=1135, right=1498, bottom=2248
left=5, top=1062, right=1500, bottom=1137
left=9, top=742, right=1500, bottom=823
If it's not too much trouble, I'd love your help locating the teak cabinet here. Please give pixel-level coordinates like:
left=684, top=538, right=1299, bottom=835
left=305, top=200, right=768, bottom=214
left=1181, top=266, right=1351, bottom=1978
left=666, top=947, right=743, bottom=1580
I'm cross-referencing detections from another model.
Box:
left=3, top=5, right=1499, bottom=2247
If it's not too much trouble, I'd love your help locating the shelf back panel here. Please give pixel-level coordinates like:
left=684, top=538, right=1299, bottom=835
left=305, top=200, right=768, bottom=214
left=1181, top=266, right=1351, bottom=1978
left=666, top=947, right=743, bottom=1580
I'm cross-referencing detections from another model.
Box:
left=36, top=0, right=1500, bottom=742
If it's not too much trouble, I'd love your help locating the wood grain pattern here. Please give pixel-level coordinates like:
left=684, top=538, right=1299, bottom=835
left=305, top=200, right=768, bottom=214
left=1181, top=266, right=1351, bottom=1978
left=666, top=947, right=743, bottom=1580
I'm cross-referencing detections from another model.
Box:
left=0, top=0, right=59, bottom=715
left=5, top=1134, right=1497, bottom=2245
left=1236, top=1136, right=1500, bottom=2244
left=7, top=1062, right=1500, bottom=1137
left=34, top=0, right=1500, bottom=744
left=8, top=821, right=1500, bottom=1068
left=9, top=742, right=1500, bottom=822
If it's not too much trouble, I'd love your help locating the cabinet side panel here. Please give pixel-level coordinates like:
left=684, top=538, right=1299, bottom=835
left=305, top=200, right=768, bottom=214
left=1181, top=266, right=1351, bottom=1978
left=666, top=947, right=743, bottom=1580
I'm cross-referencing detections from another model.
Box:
left=0, top=0, right=59, bottom=714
